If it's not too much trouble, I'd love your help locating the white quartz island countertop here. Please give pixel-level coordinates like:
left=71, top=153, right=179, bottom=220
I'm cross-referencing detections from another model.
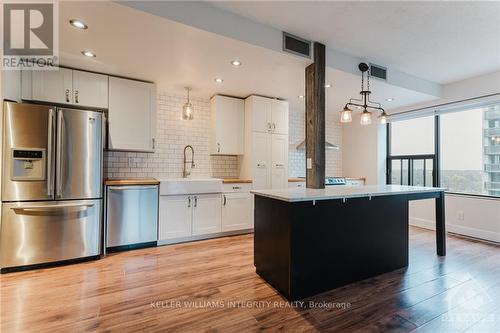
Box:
left=251, top=185, right=446, bottom=202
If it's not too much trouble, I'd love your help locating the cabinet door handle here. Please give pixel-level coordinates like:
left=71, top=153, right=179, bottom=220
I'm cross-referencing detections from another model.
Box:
left=272, top=123, right=276, bottom=131
left=152, top=138, right=155, bottom=149
left=217, top=143, right=221, bottom=153
left=232, top=186, right=241, bottom=190
left=74, top=90, right=79, bottom=103
left=194, top=196, right=197, bottom=207
left=223, top=195, right=226, bottom=206
left=257, top=163, right=266, bottom=168
left=188, top=196, right=191, bottom=208
left=65, top=89, right=70, bottom=103
left=275, top=163, right=284, bottom=168
left=267, top=122, right=271, bottom=132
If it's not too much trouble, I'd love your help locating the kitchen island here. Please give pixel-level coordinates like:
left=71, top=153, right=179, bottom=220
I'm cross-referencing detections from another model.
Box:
left=251, top=185, right=446, bottom=301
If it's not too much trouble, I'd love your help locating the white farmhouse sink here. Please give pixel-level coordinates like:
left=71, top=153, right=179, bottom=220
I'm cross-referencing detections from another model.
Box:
left=159, top=178, right=223, bottom=195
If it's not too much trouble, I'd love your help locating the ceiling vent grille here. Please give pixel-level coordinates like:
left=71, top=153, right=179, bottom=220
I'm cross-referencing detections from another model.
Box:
left=369, top=63, right=387, bottom=81
left=282, top=32, right=311, bottom=58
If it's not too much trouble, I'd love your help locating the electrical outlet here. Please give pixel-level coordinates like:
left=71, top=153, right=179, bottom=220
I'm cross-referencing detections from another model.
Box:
left=457, top=211, right=464, bottom=221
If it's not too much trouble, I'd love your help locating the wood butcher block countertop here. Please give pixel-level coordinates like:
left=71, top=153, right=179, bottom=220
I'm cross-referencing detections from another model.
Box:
left=288, top=178, right=306, bottom=182
left=104, top=178, right=160, bottom=186
left=222, top=179, right=252, bottom=184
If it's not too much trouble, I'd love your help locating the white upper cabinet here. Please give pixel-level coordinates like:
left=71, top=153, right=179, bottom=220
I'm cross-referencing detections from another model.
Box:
left=210, top=95, right=244, bottom=155
left=31, top=68, right=73, bottom=104
left=108, top=77, right=156, bottom=152
left=1, top=70, right=21, bottom=102
left=249, top=95, right=272, bottom=133
left=23, top=67, right=108, bottom=108
left=72, top=70, right=108, bottom=108
left=246, top=95, right=288, bottom=134
left=271, top=99, right=289, bottom=134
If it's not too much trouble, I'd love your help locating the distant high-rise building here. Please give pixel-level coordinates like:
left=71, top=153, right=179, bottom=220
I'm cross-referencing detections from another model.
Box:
left=484, top=105, right=500, bottom=196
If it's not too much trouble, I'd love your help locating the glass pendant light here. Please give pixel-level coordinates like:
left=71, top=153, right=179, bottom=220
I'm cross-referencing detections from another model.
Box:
left=340, top=106, right=353, bottom=123
left=360, top=109, right=372, bottom=125
left=378, top=111, right=388, bottom=124
left=182, top=87, right=194, bottom=120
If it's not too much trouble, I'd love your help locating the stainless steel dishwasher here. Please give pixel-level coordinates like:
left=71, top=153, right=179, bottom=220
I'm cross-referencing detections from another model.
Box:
left=105, top=184, right=158, bottom=251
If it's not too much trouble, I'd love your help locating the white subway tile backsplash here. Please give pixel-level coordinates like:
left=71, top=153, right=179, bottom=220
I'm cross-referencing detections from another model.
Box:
left=288, top=108, right=342, bottom=177
left=104, top=93, right=342, bottom=180
left=104, top=92, right=239, bottom=179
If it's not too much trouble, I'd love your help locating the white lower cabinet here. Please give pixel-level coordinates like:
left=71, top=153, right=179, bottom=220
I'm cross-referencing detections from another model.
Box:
left=159, top=195, right=192, bottom=240
left=192, top=194, right=222, bottom=235
left=222, top=192, right=253, bottom=231
left=159, top=193, right=222, bottom=241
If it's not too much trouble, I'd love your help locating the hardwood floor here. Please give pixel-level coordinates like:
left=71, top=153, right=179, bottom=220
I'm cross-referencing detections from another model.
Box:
left=1, top=227, right=499, bottom=333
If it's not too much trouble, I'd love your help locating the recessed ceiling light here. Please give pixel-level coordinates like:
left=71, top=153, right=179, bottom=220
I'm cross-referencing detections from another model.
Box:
left=81, top=50, right=96, bottom=58
left=325, top=84, right=332, bottom=88
left=70, top=19, right=88, bottom=30
left=214, top=78, right=224, bottom=83
left=385, top=98, right=395, bottom=102
left=231, top=60, right=242, bottom=67
left=298, top=95, right=304, bottom=99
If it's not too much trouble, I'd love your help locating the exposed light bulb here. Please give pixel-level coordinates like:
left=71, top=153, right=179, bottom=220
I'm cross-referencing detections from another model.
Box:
left=182, top=87, right=194, bottom=120
left=378, top=111, right=389, bottom=125
left=231, top=60, right=242, bottom=66
left=360, top=110, right=372, bottom=125
left=340, top=106, right=352, bottom=123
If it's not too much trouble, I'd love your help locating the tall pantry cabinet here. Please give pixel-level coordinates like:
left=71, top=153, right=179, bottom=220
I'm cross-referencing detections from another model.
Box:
left=240, top=95, right=289, bottom=190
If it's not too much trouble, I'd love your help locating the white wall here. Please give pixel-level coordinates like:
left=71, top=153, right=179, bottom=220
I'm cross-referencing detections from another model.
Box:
left=410, top=195, right=500, bottom=243
left=392, top=71, right=500, bottom=243
left=342, top=118, right=386, bottom=185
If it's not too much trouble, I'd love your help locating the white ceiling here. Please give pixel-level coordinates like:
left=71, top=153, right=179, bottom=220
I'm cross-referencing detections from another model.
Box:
left=209, top=1, right=500, bottom=84
left=59, top=1, right=437, bottom=114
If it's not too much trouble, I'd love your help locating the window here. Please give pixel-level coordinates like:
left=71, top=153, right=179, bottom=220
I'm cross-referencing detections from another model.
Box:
left=386, top=100, right=500, bottom=198
left=390, top=117, right=435, bottom=155
left=440, top=104, right=500, bottom=197
left=387, top=116, right=436, bottom=186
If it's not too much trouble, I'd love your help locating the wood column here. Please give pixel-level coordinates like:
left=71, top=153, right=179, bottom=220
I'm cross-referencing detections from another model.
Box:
left=305, top=42, right=326, bottom=189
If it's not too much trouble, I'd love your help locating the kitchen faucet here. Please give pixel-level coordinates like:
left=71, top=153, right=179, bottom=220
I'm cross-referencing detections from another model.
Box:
left=183, top=145, right=195, bottom=178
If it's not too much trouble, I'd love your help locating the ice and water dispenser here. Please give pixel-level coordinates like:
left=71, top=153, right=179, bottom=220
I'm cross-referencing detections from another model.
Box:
left=10, top=148, right=46, bottom=181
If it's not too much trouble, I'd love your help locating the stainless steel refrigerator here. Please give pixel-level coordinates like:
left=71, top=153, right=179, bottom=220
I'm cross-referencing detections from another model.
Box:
left=1, top=102, right=103, bottom=270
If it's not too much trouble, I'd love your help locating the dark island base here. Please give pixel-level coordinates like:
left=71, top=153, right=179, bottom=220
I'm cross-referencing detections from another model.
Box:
left=254, top=195, right=412, bottom=301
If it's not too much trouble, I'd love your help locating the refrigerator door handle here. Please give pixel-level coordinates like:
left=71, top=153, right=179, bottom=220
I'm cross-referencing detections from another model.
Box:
left=47, top=109, right=55, bottom=196
left=11, top=202, right=95, bottom=212
left=56, top=110, right=63, bottom=198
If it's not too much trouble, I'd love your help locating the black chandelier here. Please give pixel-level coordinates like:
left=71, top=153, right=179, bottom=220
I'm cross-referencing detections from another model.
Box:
left=340, top=63, right=388, bottom=125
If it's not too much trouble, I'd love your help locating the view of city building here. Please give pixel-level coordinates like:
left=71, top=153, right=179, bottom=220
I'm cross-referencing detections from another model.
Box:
left=484, top=105, right=500, bottom=196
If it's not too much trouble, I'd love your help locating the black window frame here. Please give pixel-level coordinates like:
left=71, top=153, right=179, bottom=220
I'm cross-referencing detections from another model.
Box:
left=386, top=115, right=439, bottom=187
left=386, top=111, right=500, bottom=199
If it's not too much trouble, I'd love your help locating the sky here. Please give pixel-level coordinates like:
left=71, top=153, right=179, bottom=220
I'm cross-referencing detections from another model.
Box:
left=391, top=108, right=484, bottom=171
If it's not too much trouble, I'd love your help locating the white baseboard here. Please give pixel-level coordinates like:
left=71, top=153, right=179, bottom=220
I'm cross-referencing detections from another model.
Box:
left=410, top=217, right=500, bottom=243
